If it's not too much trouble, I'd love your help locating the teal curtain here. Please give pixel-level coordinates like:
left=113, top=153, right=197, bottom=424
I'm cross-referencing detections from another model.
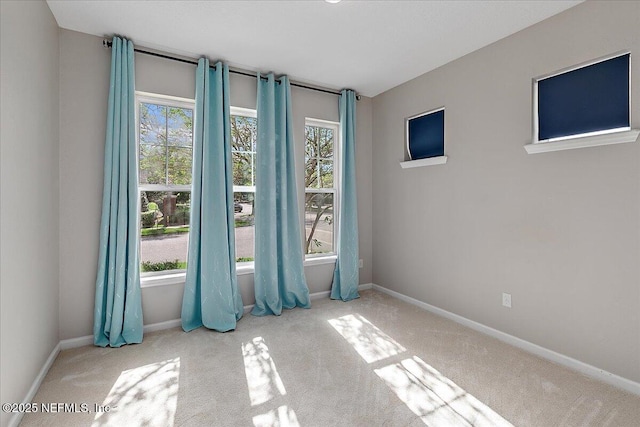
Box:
left=331, top=90, right=360, bottom=301
left=93, top=37, right=143, bottom=347
left=181, top=59, right=243, bottom=332
left=253, top=74, right=310, bottom=316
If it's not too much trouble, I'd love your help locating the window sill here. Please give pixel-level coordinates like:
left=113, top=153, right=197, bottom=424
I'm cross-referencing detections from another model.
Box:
left=236, top=262, right=255, bottom=276
left=304, top=254, right=337, bottom=266
left=237, top=255, right=337, bottom=275
left=141, top=271, right=186, bottom=288
left=525, top=129, right=639, bottom=154
left=140, top=256, right=338, bottom=287
left=399, top=156, right=448, bottom=169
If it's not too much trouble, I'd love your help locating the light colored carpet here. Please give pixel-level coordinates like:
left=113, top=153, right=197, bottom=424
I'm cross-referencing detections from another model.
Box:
left=20, top=290, right=639, bottom=426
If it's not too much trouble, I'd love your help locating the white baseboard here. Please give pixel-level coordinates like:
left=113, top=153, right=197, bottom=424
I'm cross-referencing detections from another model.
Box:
left=59, top=335, right=93, bottom=350
left=371, top=284, right=640, bottom=396
left=143, top=318, right=182, bottom=333
left=148, top=283, right=371, bottom=323
left=311, top=290, right=330, bottom=300
left=8, top=342, right=61, bottom=427
left=242, top=283, right=373, bottom=313
left=359, top=283, right=374, bottom=291
left=60, top=319, right=184, bottom=350
left=307, top=283, right=372, bottom=300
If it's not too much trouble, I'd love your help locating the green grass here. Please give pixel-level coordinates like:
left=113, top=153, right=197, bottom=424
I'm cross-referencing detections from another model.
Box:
left=141, top=225, right=190, bottom=237
left=142, top=258, right=253, bottom=272
left=141, top=259, right=187, bottom=272
left=142, top=220, right=252, bottom=232
left=234, top=217, right=253, bottom=227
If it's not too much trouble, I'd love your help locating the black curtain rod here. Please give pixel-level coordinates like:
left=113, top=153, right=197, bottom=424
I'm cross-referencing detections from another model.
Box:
left=103, top=39, right=359, bottom=99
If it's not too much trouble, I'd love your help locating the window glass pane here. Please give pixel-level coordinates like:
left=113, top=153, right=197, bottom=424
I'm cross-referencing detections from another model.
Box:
left=251, top=153, right=256, bottom=187
left=167, top=107, right=193, bottom=147
left=305, top=126, right=318, bottom=161
left=305, top=157, right=318, bottom=188
left=233, top=152, right=253, bottom=186
left=139, top=103, right=194, bottom=187
left=407, top=109, right=445, bottom=160
left=231, top=115, right=257, bottom=152
left=167, top=146, right=192, bottom=185
left=305, top=124, right=334, bottom=190
left=140, top=103, right=167, bottom=145
left=140, top=144, right=166, bottom=185
left=318, top=127, right=334, bottom=159
left=234, top=192, right=255, bottom=263
left=305, top=192, right=334, bottom=255
left=319, top=160, right=333, bottom=188
left=537, top=53, right=630, bottom=140
left=140, top=191, right=190, bottom=272
left=137, top=97, right=194, bottom=275
left=231, top=114, right=257, bottom=190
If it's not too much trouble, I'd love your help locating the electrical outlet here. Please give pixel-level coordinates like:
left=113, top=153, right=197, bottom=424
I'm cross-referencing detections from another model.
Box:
left=502, top=293, right=512, bottom=308
left=359, top=259, right=363, bottom=268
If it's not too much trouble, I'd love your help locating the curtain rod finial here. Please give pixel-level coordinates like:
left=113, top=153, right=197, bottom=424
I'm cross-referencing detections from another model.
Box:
left=102, top=39, right=112, bottom=48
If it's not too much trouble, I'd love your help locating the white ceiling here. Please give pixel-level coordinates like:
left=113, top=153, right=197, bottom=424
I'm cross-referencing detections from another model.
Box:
left=46, top=0, right=582, bottom=97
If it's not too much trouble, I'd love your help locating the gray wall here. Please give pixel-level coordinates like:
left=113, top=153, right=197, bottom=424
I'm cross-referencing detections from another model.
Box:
left=58, top=29, right=373, bottom=338
left=0, top=1, right=60, bottom=426
left=371, top=0, right=640, bottom=383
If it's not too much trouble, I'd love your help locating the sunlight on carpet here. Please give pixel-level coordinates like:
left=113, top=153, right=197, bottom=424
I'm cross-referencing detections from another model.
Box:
left=375, top=356, right=513, bottom=427
left=253, top=405, right=301, bottom=427
left=242, top=337, right=287, bottom=406
left=92, top=357, right=180, bottom=427
left=328, top=313, right=406, bottom=363
left=329, top=313, right=512, bottom=426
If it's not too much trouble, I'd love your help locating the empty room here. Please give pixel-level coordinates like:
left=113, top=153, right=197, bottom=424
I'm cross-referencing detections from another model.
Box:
left=1, top=1, right=639, bottom=426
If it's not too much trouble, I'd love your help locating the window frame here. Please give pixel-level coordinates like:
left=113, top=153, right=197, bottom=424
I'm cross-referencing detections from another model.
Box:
left=231, top=106, right=258, bottom=265
left=135, top=91, right=195, bottom=278
left=526, top=51, right=638, bottom=154
left=304, top=118, right=340, bottom=259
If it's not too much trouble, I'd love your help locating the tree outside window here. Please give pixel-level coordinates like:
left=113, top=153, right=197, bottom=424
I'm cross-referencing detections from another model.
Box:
left=136, top=99, right=338, bottom=272
left=137, top=97, right=194, bottom=273
left=231, top=109, right=257, bottom=263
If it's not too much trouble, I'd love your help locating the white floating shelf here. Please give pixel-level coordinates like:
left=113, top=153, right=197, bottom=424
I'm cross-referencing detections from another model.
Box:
left=524, top=129, right=639, bottom=154
left=400, top=156, right=448, bottom=169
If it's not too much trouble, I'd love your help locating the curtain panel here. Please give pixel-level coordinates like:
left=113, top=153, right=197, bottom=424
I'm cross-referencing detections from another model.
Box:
left=93, top=36, right=143, bottom=347
left=253, top=74, right=311, bottom=316
left=181, top=58, right=244, bottom=332
left=330, top=89, right=360, bottom=301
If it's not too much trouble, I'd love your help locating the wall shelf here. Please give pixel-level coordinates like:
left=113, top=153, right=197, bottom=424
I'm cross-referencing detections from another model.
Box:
left=399, top=156, right=448, bottom=169
left=524, top=129, right=639, bottom=154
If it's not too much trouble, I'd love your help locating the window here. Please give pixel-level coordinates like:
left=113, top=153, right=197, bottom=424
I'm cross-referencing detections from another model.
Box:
left=400, top=107, right=448, bottom=169
left=406, top=107, right=445, bottom=161
left=137, top=92, right=194, bottom=274
left=527, top=52, right=637, bottom=154
left=305, top=119, right=338, bottom=256
left=231, top=107, right=257, bottom=263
